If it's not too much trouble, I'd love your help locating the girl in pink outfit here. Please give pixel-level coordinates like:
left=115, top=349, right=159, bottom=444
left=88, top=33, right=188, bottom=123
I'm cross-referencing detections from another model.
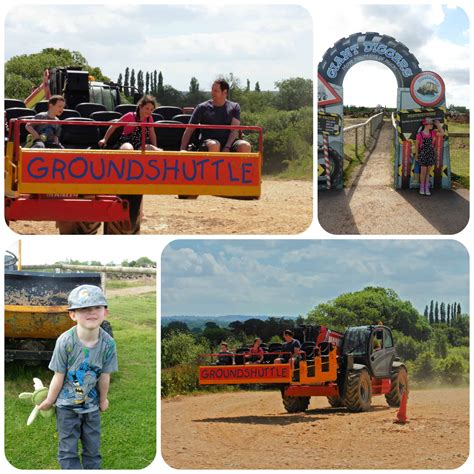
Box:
left=415, top=118, right=445, bottom=195
left=99, top=95, right=161, bottom=150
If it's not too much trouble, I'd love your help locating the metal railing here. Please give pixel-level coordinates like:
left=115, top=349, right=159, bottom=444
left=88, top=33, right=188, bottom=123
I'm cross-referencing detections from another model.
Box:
left=344, top=112, right=384, bottom=158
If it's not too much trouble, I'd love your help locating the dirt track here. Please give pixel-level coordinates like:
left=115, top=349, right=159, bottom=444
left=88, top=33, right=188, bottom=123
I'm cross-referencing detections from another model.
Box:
left=8, top=179, right=312, bottom=235
left=318, top=123, right=469, bottom=235
left=161, top=387, right=468, bottom=469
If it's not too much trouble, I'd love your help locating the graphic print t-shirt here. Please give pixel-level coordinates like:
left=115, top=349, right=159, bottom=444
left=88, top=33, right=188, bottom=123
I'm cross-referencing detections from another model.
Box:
left=49, top=326, right=118, bottom=413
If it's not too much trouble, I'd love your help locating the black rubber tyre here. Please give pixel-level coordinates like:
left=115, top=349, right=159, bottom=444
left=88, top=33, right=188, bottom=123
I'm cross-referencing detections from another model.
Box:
left=282, top=393, right=310, bottom=413
left=104, top=195, right=142, bottom=234
left=318, top=145, right=343, bottom=188
left=385, top=365, right=408, bottom=407
left=344, top=368, right=372, bottom=412
left=100, top=320, right=114, bottom=338
left=318, top=32, right=422, bottom=88
left=327, top=395, right=345, bottom=408
left=56, top=221, right=101, bottom=235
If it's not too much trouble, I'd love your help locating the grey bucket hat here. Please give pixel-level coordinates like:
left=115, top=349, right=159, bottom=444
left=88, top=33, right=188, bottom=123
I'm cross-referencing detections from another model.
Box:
left=68, top=284, right=107, bottom=310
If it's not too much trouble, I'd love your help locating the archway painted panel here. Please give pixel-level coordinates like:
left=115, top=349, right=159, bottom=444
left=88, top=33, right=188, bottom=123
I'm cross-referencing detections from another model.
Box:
left=318, top=32, right=450, bottom=190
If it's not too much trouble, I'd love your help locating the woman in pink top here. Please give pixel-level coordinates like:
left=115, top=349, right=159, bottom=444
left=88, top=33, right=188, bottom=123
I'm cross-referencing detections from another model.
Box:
left=245, top=337, right=264, bottom=364
left=99, top=95, right=161, bottom=150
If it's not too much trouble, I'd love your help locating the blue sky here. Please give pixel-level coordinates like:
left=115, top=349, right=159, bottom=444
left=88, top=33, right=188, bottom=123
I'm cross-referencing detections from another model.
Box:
left=4, top=4, right=312, bottom=92
left=161, top=240, right=469, bottom=317
left=316, top=4, right=470, bottom=107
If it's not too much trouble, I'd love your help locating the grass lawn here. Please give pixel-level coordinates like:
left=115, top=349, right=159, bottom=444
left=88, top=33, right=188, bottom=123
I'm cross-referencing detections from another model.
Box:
left=448, top=123, right=469, bottom=189
left=4, top=287, right=156, bottom=470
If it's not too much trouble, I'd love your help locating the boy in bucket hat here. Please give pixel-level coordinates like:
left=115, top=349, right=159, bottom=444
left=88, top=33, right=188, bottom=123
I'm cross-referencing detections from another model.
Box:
left=38, top=284, right=118, bottom=469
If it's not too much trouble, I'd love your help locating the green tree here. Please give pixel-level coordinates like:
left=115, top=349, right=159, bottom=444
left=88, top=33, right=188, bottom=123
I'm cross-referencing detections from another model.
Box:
left=432, top=328, right=448, bottom=358
left=437, top=354, right=466, bottom=384
left=130, top=69, right=136, bottom=94
left=124, top=67, right=130, bottom=97
left=162, top=321, right=190, bottom=339
left=412, top=351, right=436, bottom=381
left=5, top=48, right=92, bottom=99
left=434, top=301, right=439, bottom=324
left=274, top=77, right=313, bottom=111
left=157, top=71, right=164, bottom=99
left=137, top=70, right=144, bottom=95
left=440, top=302, right=446, bottom=324
left=145, top=72, right=150, bottom=94
left=423, top=305, right=428, bottom=319
left=393, top=332, right=421, bottom=361
left=255, top=81, right=261, bottom=92
left=306, top=287, right=431, bottom=340
left=161, top=331, right=208, bottom=368
left=429, top=300, right=434, bottom=324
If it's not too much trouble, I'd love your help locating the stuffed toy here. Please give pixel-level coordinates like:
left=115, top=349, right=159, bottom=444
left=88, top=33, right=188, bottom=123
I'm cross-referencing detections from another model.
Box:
left=19, top=378, right=55, bottom=425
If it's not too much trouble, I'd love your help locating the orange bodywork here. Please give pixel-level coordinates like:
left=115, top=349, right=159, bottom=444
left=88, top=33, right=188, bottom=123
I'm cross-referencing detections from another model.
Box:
left=5, top=304, right=74, bottom=339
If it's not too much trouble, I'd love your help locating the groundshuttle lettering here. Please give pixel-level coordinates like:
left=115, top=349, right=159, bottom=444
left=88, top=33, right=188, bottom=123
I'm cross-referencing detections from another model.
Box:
left=23, top=154, right=257, bottom=186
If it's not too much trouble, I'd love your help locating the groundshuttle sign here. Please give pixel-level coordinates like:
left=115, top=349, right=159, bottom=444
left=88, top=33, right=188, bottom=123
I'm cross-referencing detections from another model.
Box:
left=318, top=32, right=451, bottom=190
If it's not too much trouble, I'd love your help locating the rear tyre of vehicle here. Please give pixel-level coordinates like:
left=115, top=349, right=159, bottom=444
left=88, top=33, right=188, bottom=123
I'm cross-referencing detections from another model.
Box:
left=282, top=391, right=310, bottom=413
left=56, top=221, right=101, bottom=235
left=385, top=366, right=408, bottom=407
left=327, top=395, right=345, bottom=408
left=344, top=368, right=372, bottom=412
left=104, top=195, right=142, bottom=234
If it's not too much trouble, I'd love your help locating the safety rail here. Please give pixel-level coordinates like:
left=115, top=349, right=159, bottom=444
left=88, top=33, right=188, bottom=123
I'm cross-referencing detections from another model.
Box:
left=344, top=111, right=384, bottom=158
left=7, top=118, right=264, bottom=158
left=200, top=351, right=293, bottom=365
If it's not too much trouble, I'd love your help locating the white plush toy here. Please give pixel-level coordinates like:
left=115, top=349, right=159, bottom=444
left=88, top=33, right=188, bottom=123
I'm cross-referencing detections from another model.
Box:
left=19, top=378, right=55, bottom=426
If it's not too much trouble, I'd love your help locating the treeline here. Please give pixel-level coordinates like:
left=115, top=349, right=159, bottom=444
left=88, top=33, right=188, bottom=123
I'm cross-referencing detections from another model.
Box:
left=161, top=287, right=469, bottom=397
left=5, top=48, right=312, bottom=178
left=424, top=300, right=461, bottom=326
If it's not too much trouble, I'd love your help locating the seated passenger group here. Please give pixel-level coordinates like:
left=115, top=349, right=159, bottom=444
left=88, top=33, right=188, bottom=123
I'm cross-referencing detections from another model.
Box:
left=25, top=78, right=252, bottom=154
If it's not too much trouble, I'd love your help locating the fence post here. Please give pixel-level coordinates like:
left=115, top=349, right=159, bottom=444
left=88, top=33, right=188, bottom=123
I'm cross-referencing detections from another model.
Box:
left=355, top=127, right=358, bottom=157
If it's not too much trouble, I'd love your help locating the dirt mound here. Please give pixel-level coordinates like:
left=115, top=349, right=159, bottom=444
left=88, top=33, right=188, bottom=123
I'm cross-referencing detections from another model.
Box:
left=161, top=387, right=468, bottom=469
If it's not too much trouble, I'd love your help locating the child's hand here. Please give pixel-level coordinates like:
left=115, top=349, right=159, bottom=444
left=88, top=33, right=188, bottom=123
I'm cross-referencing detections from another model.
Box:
left=38, top=399, right=54, bottom=411
left=99, top=399, right=109, bottom=412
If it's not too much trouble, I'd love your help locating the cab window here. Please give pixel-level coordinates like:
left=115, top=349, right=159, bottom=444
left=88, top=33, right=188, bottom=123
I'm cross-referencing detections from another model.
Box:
left=383, top=329, right=393, bottom=348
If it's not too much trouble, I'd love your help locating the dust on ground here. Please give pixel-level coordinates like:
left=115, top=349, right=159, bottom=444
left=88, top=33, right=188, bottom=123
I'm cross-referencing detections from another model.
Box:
left=8, top=179, right=312, bottom=235
left=318, top=123, right=469, bottom=235
left=161, top=387, right=468, bottom=469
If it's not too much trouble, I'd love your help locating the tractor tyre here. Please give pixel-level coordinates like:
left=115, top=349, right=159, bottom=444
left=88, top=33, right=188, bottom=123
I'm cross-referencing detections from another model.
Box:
left=100, top=320, right=114, bottom=338
left=327, top=395, right=345, bottom=408
left=385, top=366, right=408, bottom=407
left=281, top=392, right=310, bottom=413
left=56, top=221, right=101, bottom=235
left=344, top=368, right=372, bottom=412
left=103, top=195, right=142, bottom=235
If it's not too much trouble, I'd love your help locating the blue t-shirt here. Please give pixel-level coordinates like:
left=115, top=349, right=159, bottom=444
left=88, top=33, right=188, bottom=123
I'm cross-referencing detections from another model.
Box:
left=281, top=338, right=301, bottom=361
left=49, top=326, right=118, bottom=413
left=190, top=99, right=241, bottom=146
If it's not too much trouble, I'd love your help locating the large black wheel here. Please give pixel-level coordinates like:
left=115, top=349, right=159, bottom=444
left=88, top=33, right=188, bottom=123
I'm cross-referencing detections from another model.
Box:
left=56, top=221, right=101, bottom=235
left=281, top=391, right=310, bottom=413
left=318, top=145, right=343, bottom=188
left=104, top=195, right=142, bottom=234
left=385, top=366, right=408, bottom=407
left=344, top=368, right=372, bottom=412
left=327, top=395, right=345, bottom=408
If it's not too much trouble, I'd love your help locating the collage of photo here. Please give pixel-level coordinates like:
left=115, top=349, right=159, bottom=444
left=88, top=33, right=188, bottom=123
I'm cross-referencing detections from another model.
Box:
left=2, top=2, right=471, bottom=473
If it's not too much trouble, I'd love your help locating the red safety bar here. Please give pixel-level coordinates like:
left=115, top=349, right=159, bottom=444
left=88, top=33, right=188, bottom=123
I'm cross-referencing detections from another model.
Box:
left=8, top=118, right=264, bottom=156
left=5, top=194, right=131, bottom=225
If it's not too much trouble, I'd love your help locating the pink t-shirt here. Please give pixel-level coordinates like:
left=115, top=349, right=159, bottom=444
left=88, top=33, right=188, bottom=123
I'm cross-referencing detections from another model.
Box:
left=120, top=111, right=153, bottom=136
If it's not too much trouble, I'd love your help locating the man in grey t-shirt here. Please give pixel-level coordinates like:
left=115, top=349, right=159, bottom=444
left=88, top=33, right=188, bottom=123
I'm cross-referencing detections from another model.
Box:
left=180, top=79, right=252, bottom=153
